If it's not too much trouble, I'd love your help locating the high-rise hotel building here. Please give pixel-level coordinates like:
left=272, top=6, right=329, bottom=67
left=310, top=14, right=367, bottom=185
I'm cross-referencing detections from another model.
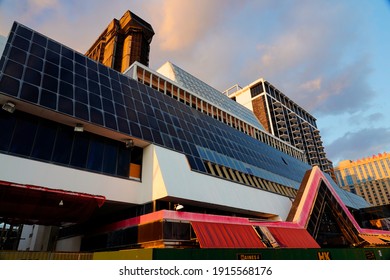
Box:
left=226, top=79, right=333, bottom=176
left=334, top=153, right=390, bottom=206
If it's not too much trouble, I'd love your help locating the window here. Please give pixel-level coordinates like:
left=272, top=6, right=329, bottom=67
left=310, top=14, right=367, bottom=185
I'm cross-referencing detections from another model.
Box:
left=0, top=110, right=143, bottom=180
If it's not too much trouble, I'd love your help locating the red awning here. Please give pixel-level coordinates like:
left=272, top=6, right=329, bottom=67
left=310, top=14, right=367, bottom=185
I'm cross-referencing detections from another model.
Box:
left=191, top=221, right=266, bottom=248
left=267, top=227, right=320, bottom=248
left=0, top=180, right=105, bottom=225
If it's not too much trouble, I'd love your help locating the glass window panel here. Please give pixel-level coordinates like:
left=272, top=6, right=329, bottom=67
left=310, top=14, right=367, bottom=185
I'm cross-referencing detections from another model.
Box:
left=89, top=93, right=102, bottom=109
left=126, top=108, right=138, bottom=122
left=102, top=98, right=114, bottom=114
left=52, top=126, right=72, bottom=164
left=109, top=68, right=119, bottom=81
left=40, top=89, right=57, bottom=109
left=141, top=126, right=153, bottom=142
left=75, top=63, right=86, bottom=76
left=90, top=107, right=104, bottom=125
left=9, top=46, right=27, bottom=64
left=75, top=87, right=88, bottom=104
left=31, top=122, right=57, bottom=160
left=151, top=129, right=163, bottom=145
left=88, top=68, right=99, bottom=82
left=102, top=142, right=117, bottom=174
left=70, top=133, right=89, bottom=168
left=17, top=26, right=33, bottom=40
left=104, top=112, right=117, bottom=130
left=129, top=122, right=142, bottom=138
left=27, top=55, right=43, bottom=71
left=44, top=61, right=59, bottom=78
left=61, top=46, right=74, bottom=60
left=58, top=96, right=74, bottom=115
left=42, top=74, right=58, bottom=92
left=111, top=79, right=121, bottom=92
left=117, top=117, right=130, bottom=134
left=46, top=50, right=60, bottom=65
left=86, top=139, right=105, bottom=172
left=117, top=149, right=130, bottom=177
left=0, top=111, right=16, bottom=151
left=75, top=53, right=86, bottom=65
left=75, top=74, right=87, bottom=90
left=86, top=58, right=97, bottom=71
left=60, top=68, right=73, bottom=84
left=61, top=56, right=73, bottom=71
left=75, top=102, right=89, bottom=121
left=9, top=117, right=37, bottom=156
left=30, top=43, right=45, bottom=58
left=113, top=91, right=124, bottom=104
left=0, top=75, right=20, bottom=96
left=47, top=40, right=61, bottom=53
left=13, top=35, right=30, bottom=51
left=32, top=32, right=47, bottom=47
left=88, top=80, right=100, bottom=95
left=101, top=85, right=112, bottom=99
left=4, top=60, right=24, bottom=79
left=24, top=68, right=41, bottom=86
left=59, top=81, right=73, bottom=98
left=114, top=104, right=127, bottom=119
left=20, top=82, right=39, bottom=103
left=131, top=146, right=143, bottom=165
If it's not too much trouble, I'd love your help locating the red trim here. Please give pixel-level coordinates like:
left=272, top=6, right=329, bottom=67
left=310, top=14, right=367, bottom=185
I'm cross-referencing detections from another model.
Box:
left=0, top=180, right=106, bottom=225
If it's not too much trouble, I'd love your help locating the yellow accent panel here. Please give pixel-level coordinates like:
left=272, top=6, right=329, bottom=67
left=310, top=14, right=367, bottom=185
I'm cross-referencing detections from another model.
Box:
left=93, top=249, right=153, bottom=260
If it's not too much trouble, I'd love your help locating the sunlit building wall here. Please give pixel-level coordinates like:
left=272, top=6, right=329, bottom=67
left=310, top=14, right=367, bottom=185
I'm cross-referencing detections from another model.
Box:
left=334, top=152, right=390, bottom=206
left=226, top=79, right=334, bottom=177
left=85, top=10, right=154, bottom=72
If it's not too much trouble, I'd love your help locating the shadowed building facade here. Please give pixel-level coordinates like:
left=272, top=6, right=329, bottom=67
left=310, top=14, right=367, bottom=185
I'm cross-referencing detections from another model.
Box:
left=85, top=10, right=154, bottom=72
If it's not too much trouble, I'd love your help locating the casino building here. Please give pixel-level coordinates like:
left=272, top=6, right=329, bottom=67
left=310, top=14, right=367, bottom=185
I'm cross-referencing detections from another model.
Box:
left=0, top=17, right=389, bottom=253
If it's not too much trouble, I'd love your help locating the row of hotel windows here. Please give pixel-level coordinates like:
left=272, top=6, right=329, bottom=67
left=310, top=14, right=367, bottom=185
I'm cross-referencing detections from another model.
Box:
left=203, top=160, right=297, bottom=198
left=336, top=160, right=390, bottom=187
left=132, top=65, right=306, bottom=163
left=0, top=110, right=143, bottom=180
left=250, top=81, right=317, bottom=127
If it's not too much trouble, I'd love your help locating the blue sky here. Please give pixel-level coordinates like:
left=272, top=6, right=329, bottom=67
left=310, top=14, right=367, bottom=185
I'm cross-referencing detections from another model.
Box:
left=0, top=0, right=389, bottom=165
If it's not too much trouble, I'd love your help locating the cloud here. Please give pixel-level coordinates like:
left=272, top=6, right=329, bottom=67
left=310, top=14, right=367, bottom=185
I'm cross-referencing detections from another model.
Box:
left=244, top=1, right=372, bottom=117
left=153, top=0, right=247, bottom=52
left=326, top=127, right=390, bottom=165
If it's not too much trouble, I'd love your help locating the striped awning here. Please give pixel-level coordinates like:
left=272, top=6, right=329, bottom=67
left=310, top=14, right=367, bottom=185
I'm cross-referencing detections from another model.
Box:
left=191, top=221, right=265, bottom=248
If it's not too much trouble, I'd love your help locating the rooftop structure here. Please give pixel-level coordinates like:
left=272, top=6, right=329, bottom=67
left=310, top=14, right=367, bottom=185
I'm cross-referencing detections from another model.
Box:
left=85, top=10, right=154, bottom=72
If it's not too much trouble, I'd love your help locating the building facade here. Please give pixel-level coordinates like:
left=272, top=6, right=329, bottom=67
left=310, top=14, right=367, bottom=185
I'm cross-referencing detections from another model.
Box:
left=335, top=153, right=390, bottom=206
left=0, top=20, right=378, bottom=252
left=226, top=79, right=333, bottom=177
left=85, top=10, right=154, bottom=72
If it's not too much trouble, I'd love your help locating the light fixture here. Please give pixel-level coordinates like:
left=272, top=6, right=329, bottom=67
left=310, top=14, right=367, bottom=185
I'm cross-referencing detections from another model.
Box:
left=174, top=204, right=184, bottom=211
left=59, top=200, right=64, bottom=206
left=74, top=123, right=84, bottom=132
left=125, top=139, right=134, bottom=149
left=2, top=101, right=16, bottom=113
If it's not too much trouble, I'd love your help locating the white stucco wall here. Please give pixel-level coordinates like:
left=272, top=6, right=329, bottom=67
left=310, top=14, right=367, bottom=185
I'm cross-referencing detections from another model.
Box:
left=151, top=145, right=292, bottom=220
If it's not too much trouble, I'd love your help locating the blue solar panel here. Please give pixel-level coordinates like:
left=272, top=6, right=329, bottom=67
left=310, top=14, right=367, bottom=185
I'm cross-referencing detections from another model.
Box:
left=0, top=22, right=313, bottom=187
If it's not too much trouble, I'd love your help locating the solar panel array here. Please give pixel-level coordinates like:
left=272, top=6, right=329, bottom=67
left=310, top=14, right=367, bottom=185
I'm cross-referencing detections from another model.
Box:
left=0, top=22, right=314, bottom=188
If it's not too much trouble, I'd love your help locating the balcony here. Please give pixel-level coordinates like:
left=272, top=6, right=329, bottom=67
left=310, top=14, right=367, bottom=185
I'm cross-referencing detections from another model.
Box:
left=280, top=133, right=290, bottom=140
left=278, top=126, right=288, bottom=133
left=293, top=133, right=302, bottom=140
